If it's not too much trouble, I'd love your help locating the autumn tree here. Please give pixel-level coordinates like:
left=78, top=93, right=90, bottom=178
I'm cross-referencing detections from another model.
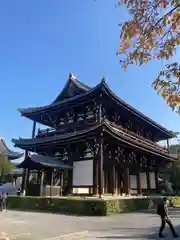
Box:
left=117, top=0, right=180, bottom=112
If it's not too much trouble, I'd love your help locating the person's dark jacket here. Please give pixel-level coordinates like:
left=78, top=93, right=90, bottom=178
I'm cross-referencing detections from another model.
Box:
left=157, top=201, right=169, bottom=217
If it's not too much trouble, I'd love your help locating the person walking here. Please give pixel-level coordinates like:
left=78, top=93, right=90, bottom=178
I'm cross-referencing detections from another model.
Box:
left=157, top=197, right=178, bottom=238
left=1, top=192, right=7, bottom=211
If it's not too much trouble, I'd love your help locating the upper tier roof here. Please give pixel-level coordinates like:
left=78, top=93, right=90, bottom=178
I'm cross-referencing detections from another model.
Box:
left=0, top=137, right=23, bottom=160
left=52, top=73, right=91, bottom=103
left=17, top=73, right=176, bottom=140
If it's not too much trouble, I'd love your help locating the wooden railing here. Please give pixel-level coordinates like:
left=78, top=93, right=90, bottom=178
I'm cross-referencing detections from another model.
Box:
left=37, top=128, right=55, bottom=137
left=36, top=118, right=96, bottom=138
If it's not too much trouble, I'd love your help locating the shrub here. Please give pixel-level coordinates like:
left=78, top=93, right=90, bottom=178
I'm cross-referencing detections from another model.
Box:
left=7, top=196, right=106, bottom=216
left=7, top=196, right=162, bottom=216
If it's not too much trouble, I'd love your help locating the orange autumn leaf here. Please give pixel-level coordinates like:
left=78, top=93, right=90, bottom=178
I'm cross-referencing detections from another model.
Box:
left=118, top=0, right=180, bottom=113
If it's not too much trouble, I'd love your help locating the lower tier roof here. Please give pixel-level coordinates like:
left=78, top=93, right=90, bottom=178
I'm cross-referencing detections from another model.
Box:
left=0, top=138, right=23, bottom=160
left=17, top=154, right=72, bottom=170
left=12, top=121, right=175, bottom=161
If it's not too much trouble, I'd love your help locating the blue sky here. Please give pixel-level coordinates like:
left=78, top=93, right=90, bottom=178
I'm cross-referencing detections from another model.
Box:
left=0, top=0, right=179, bottom=157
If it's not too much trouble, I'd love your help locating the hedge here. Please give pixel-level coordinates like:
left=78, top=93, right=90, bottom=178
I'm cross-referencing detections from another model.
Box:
left=6, top=196, right=167, bottom=216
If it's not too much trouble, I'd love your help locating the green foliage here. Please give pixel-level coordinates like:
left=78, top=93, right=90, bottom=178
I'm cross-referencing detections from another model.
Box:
left=7, top=196, right=160, bottom=216
left=118, top=0, right=180, bottom=112
left=0, top=154, right=13, bottom=182
left=169, top=144, right=180, bottom=154
left=8, top=196, right=107, bottom=216
left=106, top=198, right=158, bottom=215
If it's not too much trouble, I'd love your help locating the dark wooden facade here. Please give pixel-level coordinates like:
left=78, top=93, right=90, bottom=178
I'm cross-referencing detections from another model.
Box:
left=12, top=73, right=176, bottom=197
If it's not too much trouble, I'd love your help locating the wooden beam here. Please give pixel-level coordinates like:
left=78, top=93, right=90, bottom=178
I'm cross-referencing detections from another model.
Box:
left=136, top=171, right=142, bottom=195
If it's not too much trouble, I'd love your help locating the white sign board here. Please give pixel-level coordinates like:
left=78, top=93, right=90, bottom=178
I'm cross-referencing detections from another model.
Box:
left=73, top=160, right=93, bottom=186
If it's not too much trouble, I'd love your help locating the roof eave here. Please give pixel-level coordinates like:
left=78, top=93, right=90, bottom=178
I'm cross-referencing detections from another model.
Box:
left=17, top=81, right=104, bottom=117
left=101, top=82, right=176, bottom=140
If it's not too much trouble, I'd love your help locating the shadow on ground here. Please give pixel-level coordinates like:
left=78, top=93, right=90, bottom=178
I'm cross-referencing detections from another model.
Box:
left=96, top=223, right=180, bottom=239
left=96, top=227, right=158, bottom=239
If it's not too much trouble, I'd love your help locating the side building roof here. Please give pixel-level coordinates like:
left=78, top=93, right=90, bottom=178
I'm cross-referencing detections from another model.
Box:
left=17, top=154, right=72, bottom=170
left=0, top=137, right=23, bottom=160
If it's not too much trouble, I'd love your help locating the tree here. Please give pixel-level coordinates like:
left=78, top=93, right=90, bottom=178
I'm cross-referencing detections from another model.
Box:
left=117, top=0, right=180, bottom=112
left=0, top=154, right=13, bottom=182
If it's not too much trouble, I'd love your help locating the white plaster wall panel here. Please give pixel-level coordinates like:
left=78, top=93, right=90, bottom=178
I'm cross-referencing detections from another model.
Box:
left=130, top=175, right=137, bottom=189
left=131, top=189, right=137, bottom=194
left=140, top=172, right=147, bottom=189
left=73, top=188, right=78, bottom=194
left=73, top=160, right=93, bottom=186
left=150, top=172, right=156, bottom=189
left=72, top=188, right=89, bottom=194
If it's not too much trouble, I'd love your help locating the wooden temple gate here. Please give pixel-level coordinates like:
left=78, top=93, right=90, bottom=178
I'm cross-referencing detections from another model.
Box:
left=12, top=73, right=176, bottom=197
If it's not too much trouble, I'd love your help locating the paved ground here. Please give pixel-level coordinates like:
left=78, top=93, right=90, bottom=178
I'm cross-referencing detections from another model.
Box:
left=1, top=208, right=180, bottom=239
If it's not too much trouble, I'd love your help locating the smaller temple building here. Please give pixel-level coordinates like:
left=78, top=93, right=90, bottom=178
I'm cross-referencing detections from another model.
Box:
left=0, top=137, right=23, bottom=184
left=12, top=73, right=177, bottom=197
left=0, top=137, right=23, bottom=160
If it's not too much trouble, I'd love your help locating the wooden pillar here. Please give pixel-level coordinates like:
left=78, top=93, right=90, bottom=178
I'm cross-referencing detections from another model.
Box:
left=32, top=121, right=37, bottom=139
left=67, top=147, right=73, bottom=195
left=13, top=177, right=17, bottom=185
left=117, top=171, right=122, bottom=195
left=50, top=169, right=54, bottom=197
left=60, top=171, right=64, bottom=196
left=21, top=150, right=28, bottom=195
left=93, top=157, right=98, bottom=195
left=40, top=171, right=44, bottom=196
left=115, top=167, right=118, bottom=195
left=116, top=169, right=120, bottom=195
left=167, top=139, right=170, bottom=153
left=112, top=164, right=116, bottom=195
left=136, top=171, right=142, bottom=195
left=98, top=134, right=104, bottom=198
left=146, top=171, right=151, bottom=192
left=21, top=169, right=26, bottom=194
left=37, top=170, right=41, bottom=184
left=104, top=168, right=107, bottom=194
left=118, top=170, right=123, bottom=195
left=155, top=170, right=159, bottom=193
left=124, top=168, right=130, bottom=195
left=26, top=169, right=31, bottom=190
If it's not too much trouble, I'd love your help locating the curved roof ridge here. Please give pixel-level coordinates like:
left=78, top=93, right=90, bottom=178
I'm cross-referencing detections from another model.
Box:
left=52, top=73, right=92, bottom=104
left=102, top=81, right=175, bottom=138
left=70, top=73, right=92, bottom=91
